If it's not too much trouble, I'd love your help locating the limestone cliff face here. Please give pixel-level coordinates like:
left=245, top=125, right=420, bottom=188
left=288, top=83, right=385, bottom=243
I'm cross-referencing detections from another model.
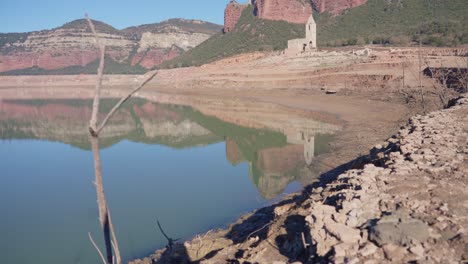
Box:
left=1, top=30, right=132, bottom=72
left=0, top=19, right=222, bottom=73
left=138, top=32, right=212, bottom=52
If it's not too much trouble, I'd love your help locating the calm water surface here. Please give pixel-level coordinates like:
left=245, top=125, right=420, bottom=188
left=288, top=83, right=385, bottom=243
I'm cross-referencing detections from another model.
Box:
left=0, top=98, right=332, bottom=263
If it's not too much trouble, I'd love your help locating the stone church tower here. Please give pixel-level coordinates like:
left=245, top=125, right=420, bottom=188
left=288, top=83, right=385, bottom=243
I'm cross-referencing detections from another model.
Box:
left=305, top=14, right=317, bottom=49
left=286, top=13, right=317, bottom=54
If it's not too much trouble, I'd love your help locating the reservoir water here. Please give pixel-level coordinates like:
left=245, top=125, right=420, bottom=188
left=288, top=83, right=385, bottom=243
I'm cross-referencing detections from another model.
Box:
left=0, top=98, right=332, bottom=263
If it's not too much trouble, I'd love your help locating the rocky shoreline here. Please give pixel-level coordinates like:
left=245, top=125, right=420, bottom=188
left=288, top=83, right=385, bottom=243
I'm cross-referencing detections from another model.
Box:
left=131, top=95, right=467, bottom=264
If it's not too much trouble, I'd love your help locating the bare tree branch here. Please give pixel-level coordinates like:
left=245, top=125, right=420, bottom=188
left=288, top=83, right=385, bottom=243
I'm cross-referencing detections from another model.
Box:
left=85, top=12, right=157, bottom=264
left=157, top=220, right=171, bottom=241
left=95, top=70, right=158, bottom=135
left=88, top=232, right=107, bottom=264
left=157, top=220, right=179, bottom=249
left=90, top=135, right=114, bottom=264
left=108, top=210, right=121, bottom=264
left=85, top=14, right=106, bottom=135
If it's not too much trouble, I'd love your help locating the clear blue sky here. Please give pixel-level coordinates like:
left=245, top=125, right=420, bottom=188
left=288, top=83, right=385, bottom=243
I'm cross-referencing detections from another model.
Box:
left=1, top=0, right=232, bottom=33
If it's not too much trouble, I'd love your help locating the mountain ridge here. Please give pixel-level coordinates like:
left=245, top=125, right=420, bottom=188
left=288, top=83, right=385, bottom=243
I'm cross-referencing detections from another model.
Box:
left=0, top=18, right=222, bottom=75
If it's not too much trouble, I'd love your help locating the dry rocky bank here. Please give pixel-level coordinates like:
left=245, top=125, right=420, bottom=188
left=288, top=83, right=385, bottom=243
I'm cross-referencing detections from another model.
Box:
left=131, top=95, right=468, bottom=263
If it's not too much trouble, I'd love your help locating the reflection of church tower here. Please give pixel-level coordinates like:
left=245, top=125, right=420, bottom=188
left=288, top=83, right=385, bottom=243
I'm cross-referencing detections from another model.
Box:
left=305, top=15, right=317, bottom=49
left=304, top=135, right=315, bottom=165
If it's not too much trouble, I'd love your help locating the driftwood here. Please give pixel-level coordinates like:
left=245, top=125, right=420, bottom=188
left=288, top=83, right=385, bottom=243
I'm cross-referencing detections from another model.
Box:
left=85, top=13, right=157, bottom=264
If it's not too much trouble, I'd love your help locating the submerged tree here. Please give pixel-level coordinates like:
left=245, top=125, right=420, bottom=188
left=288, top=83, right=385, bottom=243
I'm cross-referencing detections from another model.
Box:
left=85, top=14, right=158, bottom=264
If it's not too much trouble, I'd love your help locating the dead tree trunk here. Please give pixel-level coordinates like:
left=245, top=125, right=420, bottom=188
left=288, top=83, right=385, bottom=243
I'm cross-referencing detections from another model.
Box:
left=85, top=13, right=157, bottom=264
left=90, top=135, right=114, bottom=263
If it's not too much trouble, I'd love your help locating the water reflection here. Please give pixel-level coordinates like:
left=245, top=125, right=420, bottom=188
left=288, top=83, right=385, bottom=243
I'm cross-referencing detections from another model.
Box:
left=1, top=98, right=340, bottom=263
left=0, top=98, right=335, bottom=199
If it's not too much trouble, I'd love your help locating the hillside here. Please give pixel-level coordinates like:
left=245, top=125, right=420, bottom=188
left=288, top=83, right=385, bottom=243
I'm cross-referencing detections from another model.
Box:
left=121, top=18, right=222, bottom=39
left=57, top=19, right=121, bottom=34
left=162, top=0, right=467, bottom=68
left=0, top=18, right=222, bottom=75
left=161, top=5, right=304, bottom=68
left=317, top=0, right=468, bottom=46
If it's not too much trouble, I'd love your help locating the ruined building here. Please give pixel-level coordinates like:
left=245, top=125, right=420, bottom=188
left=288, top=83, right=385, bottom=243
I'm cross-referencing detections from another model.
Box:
left=286, top=14, right=317, bottom=55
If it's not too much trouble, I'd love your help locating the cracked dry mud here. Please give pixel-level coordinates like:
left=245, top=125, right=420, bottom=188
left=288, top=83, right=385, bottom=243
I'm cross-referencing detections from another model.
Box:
left=131, top=95, right=467, bottom=264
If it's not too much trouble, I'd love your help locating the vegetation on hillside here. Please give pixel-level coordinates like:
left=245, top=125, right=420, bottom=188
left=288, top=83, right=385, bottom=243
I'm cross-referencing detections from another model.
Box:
left=317, top=0, right=468, bottom=47
left=162, top=0, right=467, bottom=68
left=0, top=18, right=222, bottom=75
left=0, top=56, right=146, bottom=75
left=57, top=19, right=121, bottom=34
left=121, top=18, right=223, bottom=39
left=160, top=5, right=304, bottom=68
left=0, top=33, right=29, bottom=53
left=1, top=0, right=466, bottom=72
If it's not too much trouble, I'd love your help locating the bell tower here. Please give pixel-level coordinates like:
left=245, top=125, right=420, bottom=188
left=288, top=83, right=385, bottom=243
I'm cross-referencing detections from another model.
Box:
left=305, top=14, right=317, bottom=48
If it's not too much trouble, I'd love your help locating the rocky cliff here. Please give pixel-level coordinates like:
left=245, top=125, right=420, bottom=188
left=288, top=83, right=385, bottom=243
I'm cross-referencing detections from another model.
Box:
left=224, top=1, right=248, bottom=33
left=223, top=0, right=368, bottom=32
left=0, top=19, right=222, bottom=74
left=255, top=0, right=314, bottom=24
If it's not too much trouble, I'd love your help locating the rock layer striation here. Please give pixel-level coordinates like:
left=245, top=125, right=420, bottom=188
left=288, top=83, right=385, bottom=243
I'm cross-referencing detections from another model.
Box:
left=0, top=19, right=221, bottom=73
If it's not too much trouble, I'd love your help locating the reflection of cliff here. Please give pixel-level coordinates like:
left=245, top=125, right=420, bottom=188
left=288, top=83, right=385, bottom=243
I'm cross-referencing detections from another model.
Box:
left=132, top=102, right=220, bottom=147
left=1, top=98, right=337, bottom=199
left=0, top=99, right=221, bottom=149
left=226, top=134, right=332, bottom=199
left=255, top=144, right=305, bottom=199
left=0, top=99, right=136, bottom=148
left=164, top=102, right=338, bottom=199
left=226, top=138, right=245, bottom=165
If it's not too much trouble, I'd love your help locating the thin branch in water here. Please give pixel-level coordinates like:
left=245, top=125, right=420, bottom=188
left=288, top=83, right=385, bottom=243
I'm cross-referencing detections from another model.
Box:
left=86, top=12, right=157, bottom=264
left=108, top=210, right=121, bottom=264
left=90, top=135, right=114, bottom=264
left=157, top=220, right=179, bottom=249
left=88, top=232, right=107, bottom=264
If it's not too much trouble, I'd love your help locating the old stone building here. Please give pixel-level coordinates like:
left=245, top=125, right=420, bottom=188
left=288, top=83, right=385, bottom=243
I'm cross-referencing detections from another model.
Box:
left=286, top=14, right=317, bottom=55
